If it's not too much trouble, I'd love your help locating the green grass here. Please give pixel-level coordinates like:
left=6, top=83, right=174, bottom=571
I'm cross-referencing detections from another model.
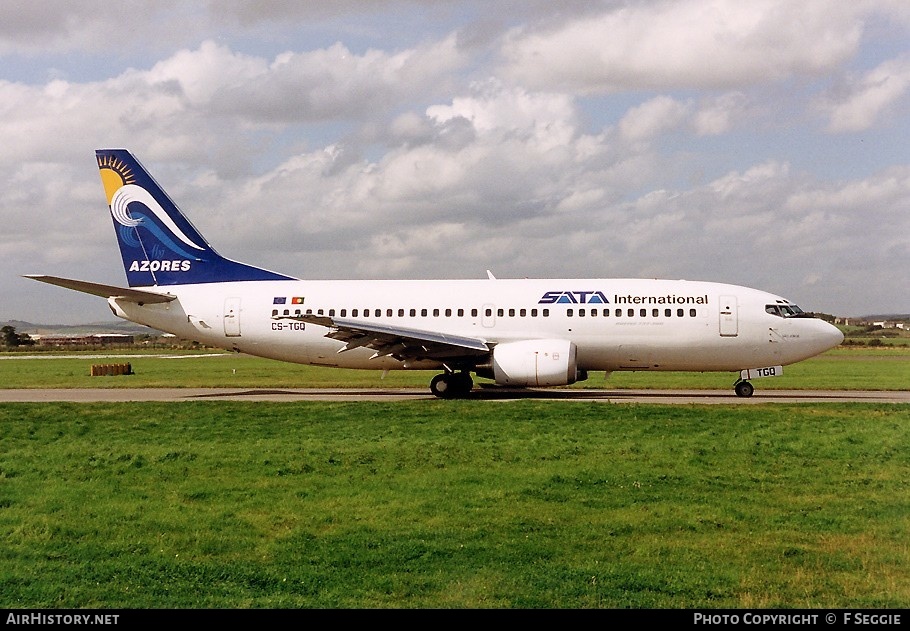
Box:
left=599, top=347, right=910, bottom=391
left=1, top=401, right=908, bottom=608
left=0, top=347, right=907, bottom=390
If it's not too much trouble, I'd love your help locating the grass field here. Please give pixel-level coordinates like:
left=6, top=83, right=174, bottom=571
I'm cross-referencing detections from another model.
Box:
left=1, top=347, right=907, bottom=609
left=1, top=401, right=909, bottom=608
left=0, top=346, right=908, bottom=391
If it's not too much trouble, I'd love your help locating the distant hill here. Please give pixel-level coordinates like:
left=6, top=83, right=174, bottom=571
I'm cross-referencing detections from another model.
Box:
left=2, top=319, right=162, bottom=336
left=853, top=314, right=910, bottom=322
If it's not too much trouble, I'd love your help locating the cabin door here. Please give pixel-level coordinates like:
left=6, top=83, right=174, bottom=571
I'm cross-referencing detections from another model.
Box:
left=719, top=295, right=738, bottom=337
left=224, top=297, right=242, bottom=337
left=481, top=303, right=497, bottom=328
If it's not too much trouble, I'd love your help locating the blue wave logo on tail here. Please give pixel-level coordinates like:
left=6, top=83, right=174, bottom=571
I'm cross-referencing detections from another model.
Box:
left=110, top=184, right=206, bottom=258
left=97, top=149, right=294, bottom=287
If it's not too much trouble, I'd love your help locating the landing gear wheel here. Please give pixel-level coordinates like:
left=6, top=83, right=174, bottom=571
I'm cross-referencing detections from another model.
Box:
left=734, top=380, right=754, bottom=398
left=430, top=373, right=452, bottom=398
left=430, top=372, right=474, bottom=399
left=453, top=371, right=474, bottom=396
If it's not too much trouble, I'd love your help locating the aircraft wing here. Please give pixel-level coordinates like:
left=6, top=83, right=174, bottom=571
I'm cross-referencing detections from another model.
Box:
left=23, top=275, right=177, bottom=304
left=302, top=315, right=491, bottom=362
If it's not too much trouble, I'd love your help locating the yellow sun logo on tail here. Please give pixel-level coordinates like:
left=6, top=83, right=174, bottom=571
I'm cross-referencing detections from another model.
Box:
left=97, top=154, right=136, bottom=205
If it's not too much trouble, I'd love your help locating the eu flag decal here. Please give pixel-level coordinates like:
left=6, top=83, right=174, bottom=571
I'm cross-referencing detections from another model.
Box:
left=273, top=297, right=287, bottom=304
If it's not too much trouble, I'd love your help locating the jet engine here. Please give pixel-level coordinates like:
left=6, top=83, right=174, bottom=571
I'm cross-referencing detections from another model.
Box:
left=488, top=339, right=580, bottom=387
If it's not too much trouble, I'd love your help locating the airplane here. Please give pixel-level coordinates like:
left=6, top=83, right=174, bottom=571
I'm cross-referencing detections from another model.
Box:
left=26, top=149, right=844, bottom=398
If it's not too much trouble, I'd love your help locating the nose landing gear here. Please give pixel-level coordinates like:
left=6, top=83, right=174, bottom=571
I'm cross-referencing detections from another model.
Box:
left=734, top=379, right=754, bottom=398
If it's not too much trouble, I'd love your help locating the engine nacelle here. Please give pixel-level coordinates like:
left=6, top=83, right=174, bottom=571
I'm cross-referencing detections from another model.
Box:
left=490, top=339, right=579, bottom=387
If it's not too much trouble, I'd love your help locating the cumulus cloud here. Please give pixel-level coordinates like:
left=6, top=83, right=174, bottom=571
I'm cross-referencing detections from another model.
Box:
left=820, top=55, right=910, bottom=132
left=211, top=36, right=465, bottom=122
left=2, top=2, right=909, bottom=322
left=0, top=1, right=193, bottom=55
left=500, top=0, right=865, bottom=92
left=427, top=79, right=577, bottom=149
left=692, top=92, right=749, bottom=136
left=618, top=96, right=691, bottom=142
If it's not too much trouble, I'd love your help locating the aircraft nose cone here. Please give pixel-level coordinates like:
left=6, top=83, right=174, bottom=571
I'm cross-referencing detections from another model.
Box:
left=831, top=324, right=845, bottom=346
left=791, top=319, right=844, bottom=361
left=818, top=321, right=844, bottom=351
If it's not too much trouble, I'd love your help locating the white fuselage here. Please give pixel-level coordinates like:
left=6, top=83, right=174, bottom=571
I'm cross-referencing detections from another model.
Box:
left=108, top=277, right=843, bottom=374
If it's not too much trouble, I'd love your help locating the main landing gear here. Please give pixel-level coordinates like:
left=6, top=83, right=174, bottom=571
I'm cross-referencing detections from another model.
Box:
left=430, top=371, right=474, bottom=399
left=733, top=379, right=754, bottom=398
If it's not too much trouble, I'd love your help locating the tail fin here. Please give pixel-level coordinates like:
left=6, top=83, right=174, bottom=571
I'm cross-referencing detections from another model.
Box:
left=96, top=149, right=294, bottom=287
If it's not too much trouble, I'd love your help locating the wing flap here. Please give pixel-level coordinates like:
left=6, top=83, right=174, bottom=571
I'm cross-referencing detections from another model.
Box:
left=24, top=275, right=176, bottom=304
left=301, top=315, right=490, bottom=362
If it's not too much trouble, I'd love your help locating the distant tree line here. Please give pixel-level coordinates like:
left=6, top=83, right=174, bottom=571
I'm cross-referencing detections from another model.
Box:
left=1, top=327, right=211, bottom=352
left=1, top=326, right=35, bottom=348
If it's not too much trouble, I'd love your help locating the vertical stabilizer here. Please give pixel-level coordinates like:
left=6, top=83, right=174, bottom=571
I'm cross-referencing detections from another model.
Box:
left=96, top=149, right=294, bottom=287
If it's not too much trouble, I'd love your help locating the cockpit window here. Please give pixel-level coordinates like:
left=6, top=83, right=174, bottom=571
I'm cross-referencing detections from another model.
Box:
left=766, top=304, right=805, bottom=317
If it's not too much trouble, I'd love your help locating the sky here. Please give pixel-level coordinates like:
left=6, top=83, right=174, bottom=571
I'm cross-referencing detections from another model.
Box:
left=1, top=0, right=909, bottom=324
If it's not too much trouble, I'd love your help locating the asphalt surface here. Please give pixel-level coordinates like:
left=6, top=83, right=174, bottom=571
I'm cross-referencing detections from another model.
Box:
left=1, top=388, right=907, bottom=403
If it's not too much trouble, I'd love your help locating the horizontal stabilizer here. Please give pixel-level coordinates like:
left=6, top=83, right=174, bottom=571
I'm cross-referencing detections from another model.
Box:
left=23, top=275, right=176, bottom=304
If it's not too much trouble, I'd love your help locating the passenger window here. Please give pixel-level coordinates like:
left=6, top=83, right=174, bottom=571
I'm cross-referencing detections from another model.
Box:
left=497, top=308, right=504, bottom=317
left=520, top=308, right=526, bottom=317
left=485, top=308, right=492, bottom=317
left=386, top=309, right=393, bottom=317
left=652, top=309, right=659, bottom=317
left=665, top=309, right=671, bottom=317
left=509, top=308, right=515, bottom=317
left=410, top=309, right=416, bottom=317
left=567, top=309, right=574, bottom=317
left=398, top=309, right=404, bottom=317
left=318, top=309, right=324, bottom=316
left=433, top=308, right=440, bottom=317
left=352, top=309, right=358, bottom=317
left=271, top=309, right=278, bottom=316
left=471, top=308, right=477, bottom=317
left=690, top=308, right=697, bottom=317
left=543, top=309, right=549, bottom=317
left=458, top=309, right=464, bottom=317
left=531, top=309, right=538, bottom=317
left=579, top=309, right=585, bottom=317
left=421, top=309, right=428, bottom=317
left=340, top=309, right=347, bottom=317
left=677, top=308, right=684, bottom=317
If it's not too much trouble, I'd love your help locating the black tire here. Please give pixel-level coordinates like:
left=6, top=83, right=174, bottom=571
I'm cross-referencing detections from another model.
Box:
left=454, top=372, right=474, bottom=396
left=734, top=381, right=754, bottom=398
left=430, top=373, right=453, bottom=398
left=430, top=372, right=473, bottom=398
